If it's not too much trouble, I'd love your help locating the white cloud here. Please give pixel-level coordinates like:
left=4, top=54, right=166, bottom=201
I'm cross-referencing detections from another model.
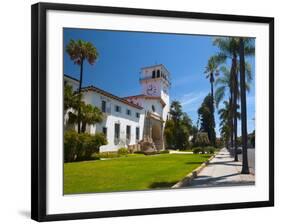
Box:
left=178, top=91, right=206, bottom=112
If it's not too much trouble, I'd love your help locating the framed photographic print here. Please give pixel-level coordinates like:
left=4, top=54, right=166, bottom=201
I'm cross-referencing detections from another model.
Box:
left=31, top=2, right=274, bottom=222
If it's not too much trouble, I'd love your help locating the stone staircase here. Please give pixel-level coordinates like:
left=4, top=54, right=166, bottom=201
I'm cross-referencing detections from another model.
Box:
left=154, top=140, right=163, bottom=151
left=139, top=136, right=157, bottom=153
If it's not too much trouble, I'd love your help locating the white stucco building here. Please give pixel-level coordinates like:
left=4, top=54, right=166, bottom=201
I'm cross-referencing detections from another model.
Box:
left=64, top=64, right=171, bottom=152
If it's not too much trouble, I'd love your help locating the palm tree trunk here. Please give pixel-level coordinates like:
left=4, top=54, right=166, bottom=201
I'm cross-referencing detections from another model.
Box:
left=210, top=73, right=216, bottom=146
left=239, top=38, right=250, bottom=174
left=232, top=55, right=238, bottom=161
left=229, top=64, right=235, bottom=154
left=77, top=58, right=84, bottom=133
left=233, top=72, right=238, bottom=162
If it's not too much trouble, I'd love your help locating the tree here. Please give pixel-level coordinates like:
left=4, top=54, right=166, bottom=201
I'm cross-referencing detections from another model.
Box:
left=198, top=94, right=216, bottom=146
left=213, top=37, right=253, bottom=161
left=68, top=102, right=103, bottom=133
left=194, top=132, right=210, bottom=147
left=204, top=55, right=220, bottom=105
left=213, top=37, right=240, bottom=160
left=239, top=37, right=255, bottom=174
left=64, top=84, right=82, bottom=117
left=66, top=39, right=99, bottom=133
left=164, top=101, right=192, bottom=150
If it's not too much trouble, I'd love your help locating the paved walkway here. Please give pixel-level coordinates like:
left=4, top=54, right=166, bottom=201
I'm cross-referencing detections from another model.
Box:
left=168, top=150, right=193, bottom=154
left=183, top=148, right=255, bottom=188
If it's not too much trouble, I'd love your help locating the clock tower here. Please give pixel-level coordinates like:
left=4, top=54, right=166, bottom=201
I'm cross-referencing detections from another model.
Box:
left=140, top=64, right=171, bottom=107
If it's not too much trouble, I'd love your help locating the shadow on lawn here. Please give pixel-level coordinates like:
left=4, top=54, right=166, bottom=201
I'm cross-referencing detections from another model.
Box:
left=149, top=181, right=178, bottom=189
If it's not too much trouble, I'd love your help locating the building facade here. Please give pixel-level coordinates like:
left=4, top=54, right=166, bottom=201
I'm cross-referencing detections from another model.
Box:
left=64, top=64, right=171, bottom=152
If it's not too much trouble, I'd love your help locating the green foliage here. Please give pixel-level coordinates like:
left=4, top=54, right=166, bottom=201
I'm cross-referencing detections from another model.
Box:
left=64, top=84, right=82, bottom=117
left=64, top=129, right=79, bottom=162
left=198, top=94, right=216, bottom=146
left=96, top=152, right=119, bottom=159
left=66, top=39, right=99, bottom=65
left=64, top=131, right=107, bottom=162
left=164, top=101, right=193, bottom=150
left=118, top=147, right=128, bottom=156
left=204, top=146, right=216, bottom=154
left=194, top=132, right=210, bottom=147
left=68, top=102, right=103, bottom=133
left=76, top=132, right=107, bottom=161
left=192, top=147, right=202, bottom=154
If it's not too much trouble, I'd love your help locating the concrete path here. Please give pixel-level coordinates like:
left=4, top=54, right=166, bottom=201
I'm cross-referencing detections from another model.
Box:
left=168, top=150, right=193, bottom=154
left=183, top=148, right=255, bottom=188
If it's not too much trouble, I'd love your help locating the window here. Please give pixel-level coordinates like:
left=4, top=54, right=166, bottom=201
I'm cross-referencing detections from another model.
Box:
left=102, top=127, right=107, bottom=137
left=136, top=112, right=140, bottom=118
left=126, top=125, right=131, bottom=141
left=114, top=123, right=120, bottom=140
left=136, top=127, right=140, bottom=141
left=115, top=105, right=121, bottom=113
left=126, top=109, right=131, bottom=116
left=152, top=70, right=156, bottom=78
left=101, top=100, right=106, bottom=113
left=157, top=69, right=160, bottom=77
left=152, top=105, right=155, bottom=112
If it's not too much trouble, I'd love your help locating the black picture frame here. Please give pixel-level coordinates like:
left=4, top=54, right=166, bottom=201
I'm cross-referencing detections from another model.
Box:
left=31, top=2, right=274, bottom=222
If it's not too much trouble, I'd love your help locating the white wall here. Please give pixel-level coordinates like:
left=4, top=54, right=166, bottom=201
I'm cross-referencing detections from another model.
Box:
left=83, top=91, right=145, bottom=151
left=0, top=0, right=280, bottom=224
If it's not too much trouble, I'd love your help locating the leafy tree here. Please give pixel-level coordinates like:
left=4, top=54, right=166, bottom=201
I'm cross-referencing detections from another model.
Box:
left=66, top=39, right=99, bottom=133
left=164, top=101, right=192, bottom=150
left=198, top=94, right=216, bottom=146
left=194, top=132, right=210, bottom=147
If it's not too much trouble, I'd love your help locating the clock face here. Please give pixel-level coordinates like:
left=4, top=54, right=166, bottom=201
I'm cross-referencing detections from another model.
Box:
left=146, top=84, right=157, bottom=96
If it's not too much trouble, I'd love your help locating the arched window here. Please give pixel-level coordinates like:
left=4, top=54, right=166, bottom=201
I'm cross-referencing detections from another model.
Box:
left=152, top=105, right=155, bottom=112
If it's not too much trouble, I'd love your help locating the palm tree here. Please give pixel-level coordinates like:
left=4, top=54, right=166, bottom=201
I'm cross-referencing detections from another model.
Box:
left=64, top=84, right=82, bottom=117
left=218, top=101, right=231, bottom=147
left=214, top=37, right=254, bottom=163
left=239, top=37, right=255, bottom=174
left=66, top=39, right=99, bottom=133
left=213, top=37, right=241, bottom=161
left=68, top=103, right=103, bottom=133
left=204, top=56, right=220, bottom=103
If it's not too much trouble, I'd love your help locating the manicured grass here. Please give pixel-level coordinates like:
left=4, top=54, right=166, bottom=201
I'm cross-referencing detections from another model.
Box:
left=64, top=154, right=211, bottom=194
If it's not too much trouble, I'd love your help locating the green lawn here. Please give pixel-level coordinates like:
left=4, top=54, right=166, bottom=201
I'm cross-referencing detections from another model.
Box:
left=64, top=154, right=211, bottom=194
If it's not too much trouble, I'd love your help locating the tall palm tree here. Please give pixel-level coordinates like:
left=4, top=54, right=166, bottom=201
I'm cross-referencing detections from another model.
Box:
left=204, top=56, right=220, bottom=103
left=213, top=37, right=241, bottom=161
left=214, top=37, right=254, bottom=163
left=215, top=67, right=233, bottom=149
left=239, top=37, right=255, bottom=174
left=66, top=39, right=99, bottom=133
left=218, top=101, right=231, bottom=147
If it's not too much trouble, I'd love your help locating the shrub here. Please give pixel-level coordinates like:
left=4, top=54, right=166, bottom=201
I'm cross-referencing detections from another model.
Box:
left=64, top=129, right=79, bottom=162
left=97, top=152, right=119, bottom=158
left=81, top=132, right=107, bottom=160
left=118, top=147, right=128, bottom=156
left=205, top=146, right=216, bottom=154
left=192, top=147, right=202, bottom=154
left=134, top=151, right=144, bottom=154
left=194, top=132, right=210, bottom=147
left=64, top=131, right=107, bottom=162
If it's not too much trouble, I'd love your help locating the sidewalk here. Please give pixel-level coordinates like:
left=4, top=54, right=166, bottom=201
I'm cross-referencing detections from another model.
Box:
left=182, top=148, right=255, bottom=188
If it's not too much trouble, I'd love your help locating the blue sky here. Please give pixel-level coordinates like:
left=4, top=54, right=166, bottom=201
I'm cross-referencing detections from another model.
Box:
left=63, top=28, right=255, bottom=136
